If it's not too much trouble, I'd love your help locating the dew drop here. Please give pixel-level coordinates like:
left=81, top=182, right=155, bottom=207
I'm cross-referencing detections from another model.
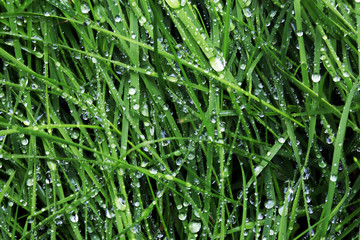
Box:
left=311, top=74, right=321, bottom=83
left=115, top=197, right=126, bottom=211
left=114, top=15, right=122, bottom=22
left=189, top=221, right=201, bottom=233
left=26, top=178, right=34, bottom=187
left=209, top=55, right=225, bottom=72
left=139, top=16, right=146, bottom=26
left=70, top=214, right=79, bottom=223
left=149, top=168, right=158, bottom=174
left=176, top=158, right=183, bottom=166
left=165, top=0, right=181, bottom=9
left=164, top=174, right=173, bottom=181
left=178, top=213, right=187, bottom=221
left=278, top=205, right=287, bottom=216
left=21, top=138, right=29, bottom=146
left=243, top=8, right=252, bottom=18
left=106, top=209, right=115, bottom=218
left=129, top=87, right=136, bottom=95
left=265, top=200, right=275, bottom=209
left=278, top=137, right=285, bottom=143
left=188, top=153, right=195, bottom=160
left=133, top=104, right=140, bottom=110
left=318, top=160, right=326, bottom=168
left=81, top=4, right=90, bottom=14
left=333, top=76, right=340, bottom=82
left=330, top=175, right=337, bottom=182
left=48, top=161, right=57, bottom=171
left=24, top=120, right=30, bottom=126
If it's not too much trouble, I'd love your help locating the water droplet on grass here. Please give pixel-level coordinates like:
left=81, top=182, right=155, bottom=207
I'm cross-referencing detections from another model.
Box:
left=48, top=161, right=57, bottom=171
left=311, top=74, right=321, bottom=83
left=333, top=76, right=340, bottom=82
left=243, top=8, right=252, bottom=18
left=81, top=4, right=90, bottom=14
left=133, top=104, right=140, bottom=110
left=166, top=0, right=181, bottom=9
left=189, top=221, right=201, bottom=233
left=188, top=153, right=195, bottom=160
left=150, top=168, right=158, bottom=174
left=209, top=55, right=225, bottom=72
left=70, top=214, right=79, bottom=223
left=296, top=31, right=303, bottom=37
left=21, top=138, right=29, bottom=146
left=129, top=87, right=136, bottom=95
left=279, top=205, right=287, bottom=216
left=139, top=16, right=146, bottom=26
left=115, top=15, right=122, bottom=22
left=24, top=120, right=30, bottom=126
left=318, top=160, right=326, bottom=168
left=278, top=137, right=285, bottom=143
left=106, top=209, right=115, bottom=218
left=330, top=175, right=337, bottom=182
left=178, top=213, right=186, bottom=220
left=265, top=200, right=275, bottom=209
left=115, top=197, right=126, bottom=211
left=164, top=174, right=173, bottom=180
left=27, top=178, right=34, bottom=186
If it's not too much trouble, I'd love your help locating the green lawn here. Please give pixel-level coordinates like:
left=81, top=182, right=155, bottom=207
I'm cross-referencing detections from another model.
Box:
left=0, top=0, right=360, bottom=239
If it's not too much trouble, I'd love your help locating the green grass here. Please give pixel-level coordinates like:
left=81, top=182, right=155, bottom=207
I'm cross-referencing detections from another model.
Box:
left=0, top=0, right=360, bottom=239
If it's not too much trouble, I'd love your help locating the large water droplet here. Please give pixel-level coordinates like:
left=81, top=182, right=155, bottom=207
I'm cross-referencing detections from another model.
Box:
left=149, top=168, right=158, bottom=174
left=27, top=178, right=34, bottom=187
left=189, top=221, right=201, bottom=233
left=115, top=15, right=122, bottom=22
left=21, top=138, right=29, bottom=146
left=188, top=153, right=195, bottom=160
left=333, top=76, right=340, bottom=82
left=165, top=0, right=181, bottom=9
left=133, top=104, right=140, bottom=110
left=48, top=161, right=57, bottom=171
left=330, top=175, right=337, bottom=182
left=81, top=4, right=90, bottom=14
left=178, top=213, right=187, bottom=221
left=278, top=205, right=287, bottom=216
left=115, top=197, right=126, bottom=211
left=106, top=209, right=115, bottom=218
left=70, top=214, right=79, bottom=223
left=139, top=16, right=147, bottom=26
left=129, top=87, right=136, bottom=95
left=311, top=74, right=321, bottom=83
left=318, top=160, right=326, bottom=168
left=209, top=56, right=225, bottom=72
left=243, top=8, right=252, bottom=18
left=265, top=200, right=275, bottom=209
